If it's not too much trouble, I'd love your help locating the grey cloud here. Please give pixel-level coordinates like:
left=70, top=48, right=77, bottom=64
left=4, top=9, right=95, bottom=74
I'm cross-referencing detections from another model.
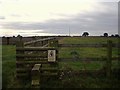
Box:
left=0, top=16, right=5, bottom=20
left=1, top=2, right=118, bottom=35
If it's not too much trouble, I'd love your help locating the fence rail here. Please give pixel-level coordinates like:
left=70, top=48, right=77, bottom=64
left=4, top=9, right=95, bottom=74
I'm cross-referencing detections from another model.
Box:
left=24, top=37, right=55, bottom=46
left=16, top=37, right=59, bottom=81
left=59, top=69, right=119, bottom=76
left=16, top=47, right=58, bottom=78
left=16, top=47, right=57, bottom=51
left=58, top=43, right=119, bottom=48
left=58, top=57, right=119, bottom=62
left=15, top=38, right=119, bottom=87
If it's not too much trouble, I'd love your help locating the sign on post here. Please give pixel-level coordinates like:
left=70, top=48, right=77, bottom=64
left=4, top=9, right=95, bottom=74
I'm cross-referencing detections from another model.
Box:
left=48, top=50, right=56, bottom=62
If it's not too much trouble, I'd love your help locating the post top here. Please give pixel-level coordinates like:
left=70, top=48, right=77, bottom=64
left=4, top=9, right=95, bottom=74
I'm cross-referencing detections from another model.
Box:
left=32, top=64, right=41, bottom=71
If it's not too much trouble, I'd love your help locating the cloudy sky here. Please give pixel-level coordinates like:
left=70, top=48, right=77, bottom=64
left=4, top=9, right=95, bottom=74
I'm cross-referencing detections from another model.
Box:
left=0, top=0, right=119, bottom=36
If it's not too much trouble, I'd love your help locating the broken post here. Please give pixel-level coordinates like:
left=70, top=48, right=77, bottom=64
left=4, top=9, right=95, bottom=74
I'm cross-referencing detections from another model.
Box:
left=31, top=64, right=41, bottom=87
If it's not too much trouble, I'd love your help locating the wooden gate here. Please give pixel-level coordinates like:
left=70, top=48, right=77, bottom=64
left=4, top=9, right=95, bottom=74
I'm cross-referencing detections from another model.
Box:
left=16, top=37, right=59, bottom=86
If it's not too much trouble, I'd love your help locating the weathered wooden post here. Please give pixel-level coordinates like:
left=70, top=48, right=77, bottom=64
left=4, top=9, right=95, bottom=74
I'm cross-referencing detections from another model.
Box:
left=16, top=41, right=24, bottom=47
left=106, top=40, right=112, bottom=78
left=16, top=41, right=25, bottom=78
left=48, top=39, right=59, bottom=78
left=41, top=41, right=43, bottom=47
left=18, top=36, right=23, bottom=42
left=6, top=37, right=10, bottom=45
left=33, top=37, right=37, bottom=47
left=31, top=64, right=41, bottom=88
left=38, top=37, right=42, bottom=46
left=47, top=48, right=59, bottom=77
left=48, top=39, right=59, bottom=64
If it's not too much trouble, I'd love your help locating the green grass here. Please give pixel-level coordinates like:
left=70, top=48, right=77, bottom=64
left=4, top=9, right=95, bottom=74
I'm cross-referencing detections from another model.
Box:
left=2, top=37, right=120, bottom=88
left=2, top=45, right=16, bottom=88
left=59, top=47, right=118, bottom=58
left=59, top=37, right=119, bottom=44
left=59, top=37, right=119, bottom=59
left=59, top=61, right=119, bottom=71
left=2, top=45, right=20, bottom=88
left=2, top=45, right=31, bottom=88
left=59, top=61, right=105, bottom=70
left=58, top=37, right=119, bottom=72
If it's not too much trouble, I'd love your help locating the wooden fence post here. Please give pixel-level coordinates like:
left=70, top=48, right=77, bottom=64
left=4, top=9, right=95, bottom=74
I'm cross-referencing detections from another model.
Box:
left=16, top=41, right=24, bottom=47
left=7, top=37, right=10, bottom=45
left=33, top=37, right=37, bottom=47
left=106, top=40, right=112, bottom=78
left=31, top=64, right=41, bottom=88
left=41, top=41, right=43, bottom=46
left=16, top=41, right=25, bottom=78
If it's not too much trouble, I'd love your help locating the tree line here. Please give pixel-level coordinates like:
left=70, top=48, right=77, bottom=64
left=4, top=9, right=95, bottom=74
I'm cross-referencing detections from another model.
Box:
left=82, top=32, right=119, bottom=37
left=2, top=32, right=120, bottom=37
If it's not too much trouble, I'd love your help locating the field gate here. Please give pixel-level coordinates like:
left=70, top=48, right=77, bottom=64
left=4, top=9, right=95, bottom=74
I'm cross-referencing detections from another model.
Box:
left=16, top=37, right=59, bottom=87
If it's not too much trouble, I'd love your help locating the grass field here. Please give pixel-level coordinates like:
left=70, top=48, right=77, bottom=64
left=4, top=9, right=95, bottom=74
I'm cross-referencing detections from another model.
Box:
left=58, top=37, right=119, bottom=71
left=2, top=45, right=31, bottom=88
left=2, top=37, right=120, bottom=88
left=59, top=47, right=118, bottom=58
left=59, top=37, right=119, bottom=58
left=59, top=37, right=119, bottom=44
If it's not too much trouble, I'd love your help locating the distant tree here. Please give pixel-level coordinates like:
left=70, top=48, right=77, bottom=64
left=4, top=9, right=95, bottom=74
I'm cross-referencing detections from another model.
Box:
left=103, top=33, right=108, bottom=37
left=111, top=34, right=114, bottom=37
left=2, top=36, right=5, bottom=38
left=82, top=32, right=89, bottom=37
left=13, top=36, right=15, bottom=38
left=17, top=34, right=22, bottom=41
left=115, top=34, right=119, bottom=37
left=17, top=34, right=21, bottom=37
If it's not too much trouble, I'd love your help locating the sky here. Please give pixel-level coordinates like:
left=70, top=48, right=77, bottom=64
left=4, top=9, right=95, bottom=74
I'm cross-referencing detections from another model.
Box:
left=0, top=0, right=119, bottom=36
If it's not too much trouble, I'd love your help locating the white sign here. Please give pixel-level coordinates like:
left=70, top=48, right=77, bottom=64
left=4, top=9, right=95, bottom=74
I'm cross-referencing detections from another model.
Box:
left=48, top=50, right=56, bottom=62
